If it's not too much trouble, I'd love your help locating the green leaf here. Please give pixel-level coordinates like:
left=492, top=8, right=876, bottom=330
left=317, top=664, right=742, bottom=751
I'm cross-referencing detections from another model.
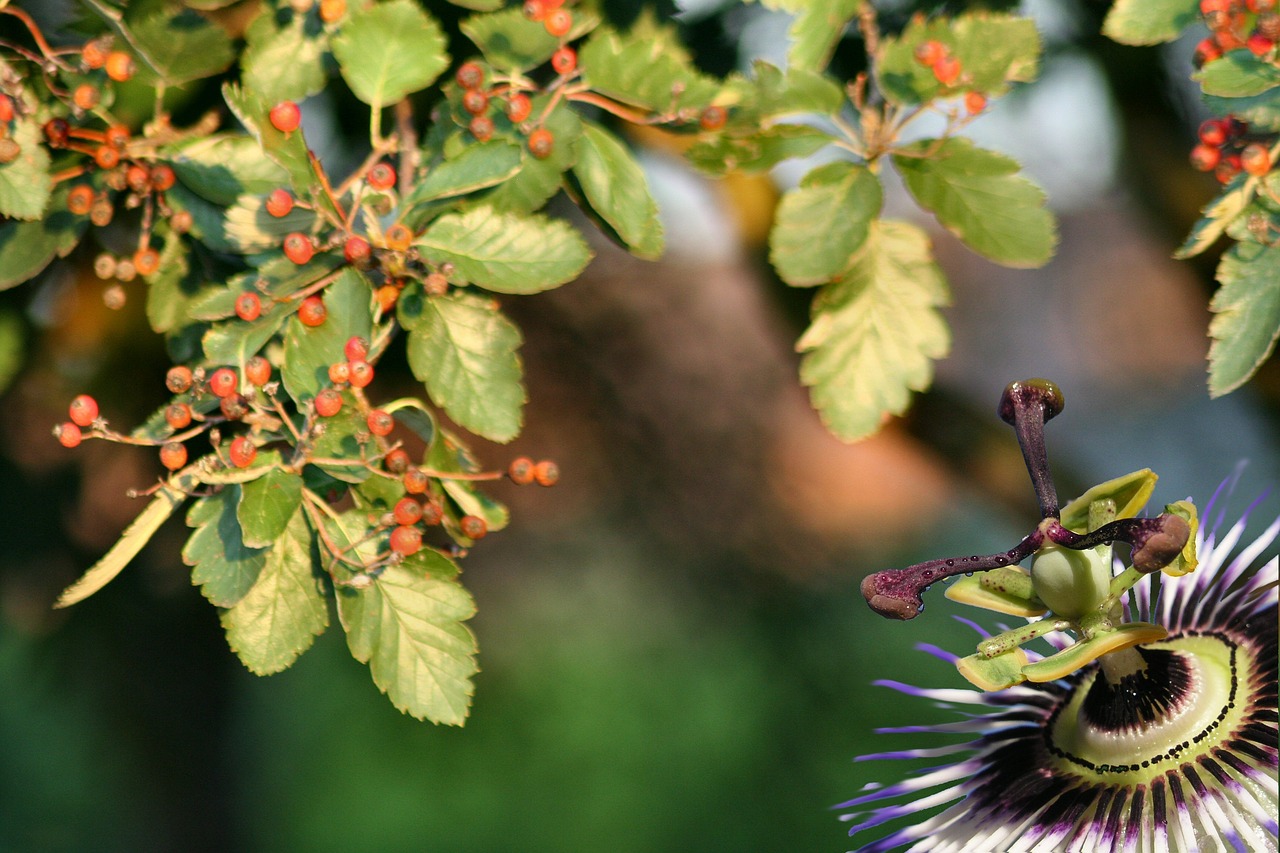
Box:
left=332, top=0, right=448, bottom=109
left=406, top=291, right=524, bottom=443
left=569, top=122, right=663, bottom=260
left=202, top=310, right=288, bottom=365
left=144, top=233, right=200, bottom=333
left=242, top=8, right=331, bottom=105
left=415, top=206, right=592, bottom=294
left=796, top=220, right=950, bottom=442
left=223, top=193, right=319, bottom=253
left=777, top=0, right=858, bottom=73
left=0, top=310, right=24, bottom=396
left=404, top=140, right=522, bottom=207
left=55, top=472, right=198, bottom=608
left=876, top=13, right=1041, bottom=105
left=1208, top=239, right=1280, bottom=396
left=427, top=427, right=509, bottom=534
left=0, top=194, right=85, bottom=289
left=769, top=161, right=881, bottom=286
left=307, top=390, right=378, bottom=484
left=1195, top=51, right=1280, bottom=98
left=578, top=17, right=718, bottom=112
left=220, top=507, right=328, bottom=675
left=182, top=485, right=268, bottom=608
left=1204, top=89, right=1280, bottom=132
left=460, top=6, right=596, bottom=72
left=0, top=117, right=52, bottom=220
left=171, top=134, right=291, bottom=207
left=383, top=398, right=436, bottom=447
left=685, top=124, right=834, bottom=177
left=483, top=101, right=582, bottom=213
left=281, top=268, right=374, bottom=401
left=336, top=558, right=477, bottom=724
left=237, top=468, right=304, bottom=549
left=127, top=7, right=235, bottom=85
left=1175, top=174, right=1253, bottom=259
left=1102, top=0, right=1198, bottom=45
left=893, top=137, right=1056, bottom=268
left=740, top=61, right=845, bottom=117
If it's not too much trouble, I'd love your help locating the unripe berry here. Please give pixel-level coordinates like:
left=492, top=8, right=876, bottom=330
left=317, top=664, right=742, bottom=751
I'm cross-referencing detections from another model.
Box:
left=160, top=441, right=188, bottom=471
left=423, top=272, right=449, bottom=296
left=269, top=100, right=301, bottom=134
left=105, top=51, right=135, bottom=82
left=235, top=292, right=262, bottom=321
left=551, top=46, right=576, bottom=75
left=384, top=448, right=411, bottom=474
left=166, top=365, right=194, bottom=393
left=459, top=514, right=487, bottom=540
left=69, top=394, right=99, bottom=427
left=90, top=198, right=114, bottom=227
left=506, top=93, right=532, bottom=123
left=165, top=402, right=192, bottom=429
left=328, top=361, right=350, bottom=384
left=367, top=162, right=396, bottom=190
left=403, top=467, right=429, bottom=494
left=298, top=295, right=326, bottom=326
left=0, top=138, right=18, bottom=165
left=389, top=524, right=422, bottom=556
left=533, top=459, right=559, bottom=486
left=914, top=40, right=946, bottom=67
left=151, top=163, right=176, bottom=192
left=208, top=367, right=239, bottom=398
left=392, top=496, right=423, bottom=526
left=699, top=105, right=727, bottom=131
left=348, top=359, right=374, bottom=388
left=469, top=115, right=495, bottom=141
left=245, top=355, right=271, bottom=386
left=932, top=55, right=962, bottom=86
left=344, top=336, right=369, bottom=361
left=367, top=409, right=394, bottom=436
left=314, top=388, right=343, bottom=417
left=134, top=248, right=160, bottom=277
left=1241, top=142, right=1271, bottom=176
left=67, top=185, right=95, bottom=215
left=94, top=253, right=117, bottom=279
left=1190, top=142, right=1222, bottom=172
left=56, top=422, right=83, bottom=448
left=103, top=283, right=126, bottom=310
left=229, top=435, right=257, bottom=468
left=114, top=258, right=136, bottom=281
left=344, top=235, right=372, bottom=265
left=265, top=188, right=294, bottom=217
left=456, top=62, right=485, bottom=90
left=528, top=128, right=554, bottom=159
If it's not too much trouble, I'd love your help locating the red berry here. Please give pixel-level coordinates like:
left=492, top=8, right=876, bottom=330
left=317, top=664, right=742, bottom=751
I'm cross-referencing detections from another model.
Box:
left=265, top=188, right=294, bottom=218
left=344, top=336, right=369, bottom=361
left=104, top=125, right=129, bottom=148
left=403, top=467, right=429, bottom=494
left=528, top=128, right=554, bottom=159
left=314, top=388, right=343, bottom=417
left=348, top=359, right=374, bottom=388
left=914, top=40, right=947, bottom=67
left=1199, top=118, right=1229, bottom=146
left=343, top=235, right=371, bottom=265
left=67, top=185, right=95, bottom=215
left=166, top=365, right=194, bottom=393
left=384, top=448, right=411, bottom=474
left=551, top=46, right=576, bottom=75
left=229, top=435, right=257, bottom=468
left=1195, top=37, right=1224, bottom=67
left=421, top=499, right=444, bottom=526
left=469, top=115, right=495, bottom=141
left=0, top=95, right=12, bottom=123
left=1200, top=0, right=1230, bottom=12
left=165, top=402, right=192, bottom=429
left=462, top=89, right=489, bottom=116
left=269, top=100, right=301, bottom=134
left=1216, top=154, right=1243, bottom=184
left=245, top=355, right=271, bottom=386
left=545, top=8, right=572, bottom=37
left=456, top=62, right=486, bottom=90
left=1190, top=142, right=1222, bottom=172
left=508, top=456, right=535, bottom=484
left=393, top=497, right=423, bottom=526
left=459, top=514, right=487, bottom=540
left=235, top=292, right=262, bottom=322
left=105, top=51, right=135, bottom=82
left=69, top=394, right=99, bottom=427
left=133, top=248, right=160, bottom=277
left=208, top=367, right=239, bottom=398
left=298, top=296, right=327, bottom=327
left=389, top=524, right=423, bottom=556
left=95, top=145, right=121, bottom=169
left=367, top=163, right=396, bottom=190
left=523, top=0, right=547, bottom=22
left=699, top=105, right=727, bottom=131
left=506, top=93, right=532, bottom=123
left=43, top=118, right=70, bottom=148
left=151, top=163, right=176, bottom=192
left=283, top=233, right=314, bottom=265
left=533, top=459, right=559, bottom=486
left=328, top=361, right=350, bottom=384
left=56, top=422, right=83, bottom=448
left=933, top=55, right=962, bottom=86
left=160, top=441, right=188, bottom=471
left=125, top=164, right=150, bottom=193
left=367, top=409, right=394, bottom=436
left=964, top=91, right=987, bottom=114
left=1248, top=33, right=1275, bottom=55
left=1242, top=142, right=1271, bottom=176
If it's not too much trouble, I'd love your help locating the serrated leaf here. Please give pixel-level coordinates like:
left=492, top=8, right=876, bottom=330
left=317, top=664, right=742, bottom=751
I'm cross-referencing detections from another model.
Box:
left=769, top=161, right=881, bottom=286
left=171, top=134, right=291, bottom=207
left=0, top=118, right=52, bottom=220
left=782, top=0, right=858, bottom=72
left=1102, top=0, right=1198, bottom=46
left=183, top=485, right=268, bottom=608
left=332, top=0, right=448, bottom=109
left=1175, top=174, right=1253, bottom=259
left=281, top=268, right=374, bottom=401
left=415, top=206, right=592, bottom=294
left=203, top=310, right=288, bottom=365
left=404, top=140, right=522, bottom=207
left=578, top=20, right=718, bottom=112
left=1195, top=51, right=1280, bottom=97
left=223, top=193, right=318, bottom=253
left=336, top=559, right=477, bottom=724
left=406, top=292, right=524, bottom=443
left=127, top=7, right=235, bottom=85
left=1208, top=240, right=1280, bottom=396
left=461, top=6, right=596, bottom=71
left=796, top=220, right=950, bottom=442
left=685, top=124, right=834, bottom=177
left=55, top=472, right=198, bottom=608
left=569, top=122, right=663, bottom=259
left=242, top=8, right=330, bottom=105
left=893, top=137, right=1056, bottom=268
left=877, top=13, right=1041, bottom=106
left=237, top=468, right=304, bottom=548
left=742, top=61, right=845, bottom=117
left=220, top=507, right=328, bottom=675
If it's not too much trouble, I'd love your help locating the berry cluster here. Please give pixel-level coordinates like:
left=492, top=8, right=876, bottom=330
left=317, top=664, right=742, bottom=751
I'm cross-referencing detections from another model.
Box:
left=913, top=41, right=987, bottom=113
left=1190, top=116, right=1273, bottom=182
left=1194, top=0, right=1279, bottom=66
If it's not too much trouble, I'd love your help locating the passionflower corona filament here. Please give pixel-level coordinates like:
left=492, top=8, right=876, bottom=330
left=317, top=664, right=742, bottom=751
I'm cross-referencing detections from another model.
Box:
left=846, top=380, right=1278, bottom=852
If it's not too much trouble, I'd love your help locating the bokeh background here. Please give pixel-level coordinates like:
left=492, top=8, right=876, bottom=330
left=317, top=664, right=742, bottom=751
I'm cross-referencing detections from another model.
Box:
left=2, top=0, right=1279, bottom=851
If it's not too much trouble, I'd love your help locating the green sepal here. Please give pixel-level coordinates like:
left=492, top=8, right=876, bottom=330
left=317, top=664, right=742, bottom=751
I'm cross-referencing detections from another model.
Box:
left=1058, top=469, right=1157, bottom=533
left=956, top=647, right=1029, bottom=691
left=1021, top=622, right=1168, bottom=683
left=944, top=567, right=1047, bottom=617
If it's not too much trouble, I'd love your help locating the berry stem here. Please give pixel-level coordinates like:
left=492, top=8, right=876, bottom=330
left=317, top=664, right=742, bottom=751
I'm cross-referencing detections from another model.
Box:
left=0, top=7, right=67, bottom=67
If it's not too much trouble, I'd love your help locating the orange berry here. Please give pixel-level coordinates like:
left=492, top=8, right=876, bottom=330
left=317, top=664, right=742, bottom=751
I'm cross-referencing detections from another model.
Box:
left=245, top=355, right=271, bottom=386
left=269, top=100, right=301, bottom=133
left=228, top=435, right=257, bottom=468
left=73, top=84, right=99, bottom=111
left=392, top=496, right=422, bottom=525
left=933, top=55, right=962, bottom=86
left=699, top=105, right=727, bottom=131
left=67, top=185, right=94, bottom=215
left=95, top=145, right=121, bottom=169
left=389, top=524, right=422, bottom=556
left=298, top=294, right=326, bottom=326
left=469, top=115, right=495, bottom=141
left=151, top=163, right=176, bottom=192
left=367, top=162, right=396, bottom=190
left=551, top=46, right=576, bottom=75
left=459, top=515, right=487, bottom=540
left=522, top=0, right=547, bottom=22
left=914, top=40, right=946, bottom=67
left=166, top=365, right=194, bottom=393
left=506, top=93, right=532, bottom=123
left=1241, top=142, right=1271, bottom=176
left=384, top=223, right=412, bottom=252
left=283, top=232, right=314, bottom=265
left=508, top=456, right=535, bottom=484
left=344, top=335, right=369, bottom=362
left=133, top=248, right=160, bottom=277
left=462, top=89, right=489, bottom=115
left=105, top=51, right=135, bottom=82
left=384, top=448, right=411, bottom=474
left=328, top=361, right=350, bottom=384
left=348, top=359, right=374, bottom=388
left=56, top=422, right=83, bottom=448
left=81, top=40, right=109, bottom=70
left=533, top=459, right=559, bottom=486
left=314, top=388, right=343, bottom=417
left=403, top=467, right=429, bottom=494
left=344, top=235, right=371, bottom=265
left=544, top=8, right=572, bottom=37
left=528, top=127, right=554, bottom=159
left=265, top=188, right=294, bottom=218
left=235, top=291, right=262, bottom=321
left=319, top=0, right=347, bottom=22
left=69, top=394, right=99, bottom=427
left=208, top=367, right=239, bottom=398
left=367, top=409, right=394, bottom=436
left=165, top=402, right=192, bottom=429
left=964, top=91, right=987, bottom=114
left=160, top=441, right=188, bottom=471
left=456, top=62, right=485, bottom=90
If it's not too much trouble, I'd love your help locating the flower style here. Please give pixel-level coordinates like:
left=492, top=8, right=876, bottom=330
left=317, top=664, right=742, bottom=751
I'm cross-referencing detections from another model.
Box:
left=843, top=380, right=1279, bottom=852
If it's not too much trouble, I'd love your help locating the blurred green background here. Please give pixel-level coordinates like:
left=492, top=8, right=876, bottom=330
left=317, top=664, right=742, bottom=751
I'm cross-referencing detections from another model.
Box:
left=3, top=1, right=1280, bottom=851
